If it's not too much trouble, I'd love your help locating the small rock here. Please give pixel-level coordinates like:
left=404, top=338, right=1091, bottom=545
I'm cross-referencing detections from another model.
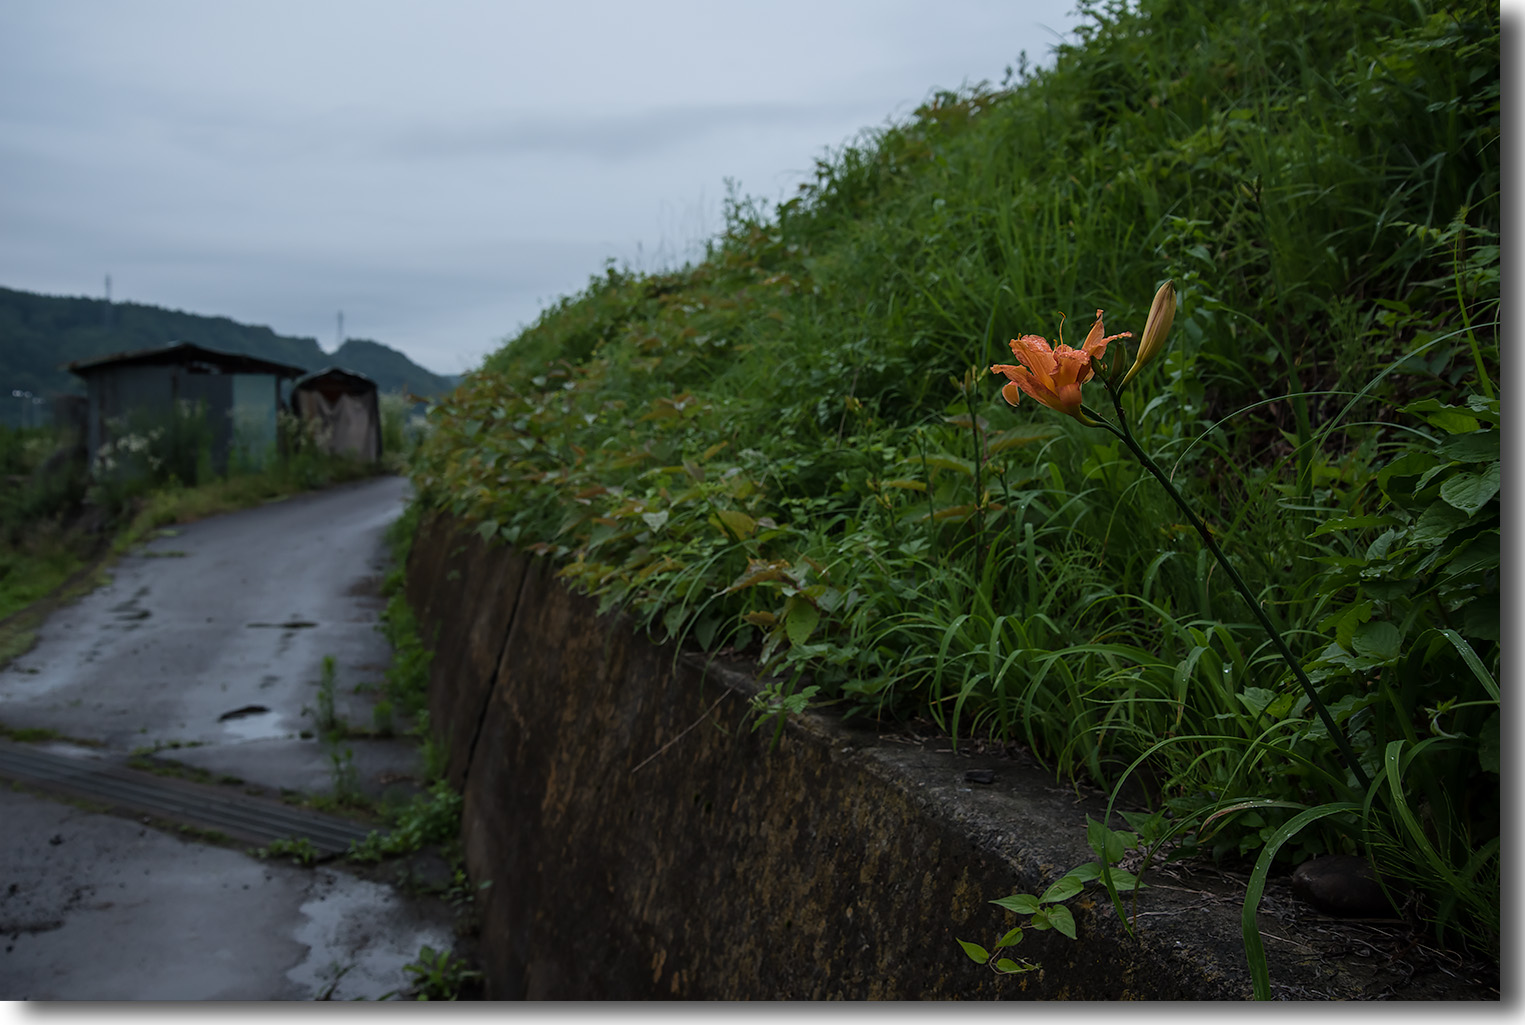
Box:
left=47, top=834, right=63, bottom=847
left=1291, top=855, right=1399, bottom=918
left=964, top=769, right=996, bottom=785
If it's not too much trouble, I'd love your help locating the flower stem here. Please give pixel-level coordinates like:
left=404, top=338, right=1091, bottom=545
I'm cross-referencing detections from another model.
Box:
left=1081, top=394, right=1372, bottom=792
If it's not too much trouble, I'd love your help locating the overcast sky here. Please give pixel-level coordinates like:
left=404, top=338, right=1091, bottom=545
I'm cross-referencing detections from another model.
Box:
left=1, top=0, right=1084, bottom=377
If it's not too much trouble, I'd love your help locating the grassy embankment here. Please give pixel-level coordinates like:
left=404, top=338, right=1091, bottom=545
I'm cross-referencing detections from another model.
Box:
left=410, top=0, right=1499, bottom=970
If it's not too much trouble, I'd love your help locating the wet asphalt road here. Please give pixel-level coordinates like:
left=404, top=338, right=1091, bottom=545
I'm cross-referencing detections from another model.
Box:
left=0, top=475, right=457, bottom=1000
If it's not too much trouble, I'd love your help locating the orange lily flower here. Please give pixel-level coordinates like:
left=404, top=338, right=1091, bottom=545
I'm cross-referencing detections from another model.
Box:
left=990, top=309, right=1130, bottom=419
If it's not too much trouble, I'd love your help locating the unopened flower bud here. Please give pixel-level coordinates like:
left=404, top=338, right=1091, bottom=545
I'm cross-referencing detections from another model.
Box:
left=1119, top=280, right=1176, bottom=388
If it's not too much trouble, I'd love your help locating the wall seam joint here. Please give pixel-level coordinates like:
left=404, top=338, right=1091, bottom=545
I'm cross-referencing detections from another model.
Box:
left=458, top=553, right=534, bottom=785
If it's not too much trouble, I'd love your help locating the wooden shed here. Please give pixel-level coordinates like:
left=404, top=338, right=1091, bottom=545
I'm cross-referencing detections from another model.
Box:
left=67, top=342, right=305, bottom=479
left=288, top=367, right=382, bottom=463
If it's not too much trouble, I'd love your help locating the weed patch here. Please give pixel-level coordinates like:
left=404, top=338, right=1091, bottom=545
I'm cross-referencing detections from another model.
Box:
left=386, top=944, right=482, bottom=1001
left=0, top=724, right=64, bottom=744
left=254, top=836, right=324, bottom=866
left=347, top=780, right=463, bottom=864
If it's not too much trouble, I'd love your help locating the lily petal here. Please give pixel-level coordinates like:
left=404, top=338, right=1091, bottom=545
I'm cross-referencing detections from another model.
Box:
left=1006, top=335, right=1059, bottom=392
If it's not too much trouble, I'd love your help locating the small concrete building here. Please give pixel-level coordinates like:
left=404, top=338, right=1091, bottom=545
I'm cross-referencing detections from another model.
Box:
left=288, top=366, right=382, bottom=463
left=67, top=342, right=305, bottom=479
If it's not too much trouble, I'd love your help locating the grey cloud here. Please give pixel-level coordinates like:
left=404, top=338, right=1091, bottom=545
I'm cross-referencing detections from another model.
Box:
left=379, top=100, right=882, bottom=162
left=133, top=94, right=885, bottom=169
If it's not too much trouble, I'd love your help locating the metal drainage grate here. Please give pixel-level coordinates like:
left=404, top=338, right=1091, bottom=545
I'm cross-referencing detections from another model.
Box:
left=0, top=740, right=380, bottom=856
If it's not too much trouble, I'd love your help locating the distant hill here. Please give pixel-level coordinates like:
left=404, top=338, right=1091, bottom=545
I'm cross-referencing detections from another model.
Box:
left=0, top=285, right=460, bottom=414
left=327, top=337, right=457, bottom=399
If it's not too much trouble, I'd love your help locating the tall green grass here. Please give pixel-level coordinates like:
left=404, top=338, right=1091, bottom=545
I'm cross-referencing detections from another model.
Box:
left=411, top=0, right=1499, bottom=965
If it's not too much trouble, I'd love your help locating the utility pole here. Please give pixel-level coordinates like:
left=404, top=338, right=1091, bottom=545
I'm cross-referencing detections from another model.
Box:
left=103, top=273, right=112, bottom=329
left=337, top=310, right=344, bottom=350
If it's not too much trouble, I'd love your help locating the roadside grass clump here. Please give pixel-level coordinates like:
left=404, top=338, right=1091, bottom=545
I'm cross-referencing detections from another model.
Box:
left=0, top=724, right=65, bottom=744
left=409, top=0, right=1498, bottom=978
left=379, top=391, right=431, bottom=476
left=386, top=944, right=483, bottom=1001
left=111, top=445, right=380, bottom=554
left=378, top=499, right=427, bottom=701
left=0, top=423, right=92, bottom=622
left=298, top=654, right=376, bottom=810
left=376, top=499, right=447, bottom=777
left=375, top=588, right=450, bottom=791
left=312, top=655, right=340, bottom=737
left=378, top=589, right=432, bottom=725
left=348, top=779, right=463, bottom=864
left=255, top=836, right=323, bottom=866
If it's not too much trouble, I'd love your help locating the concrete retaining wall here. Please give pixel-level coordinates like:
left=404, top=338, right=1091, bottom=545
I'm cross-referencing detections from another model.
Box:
left=404, top=512, right=1483, bottom=1000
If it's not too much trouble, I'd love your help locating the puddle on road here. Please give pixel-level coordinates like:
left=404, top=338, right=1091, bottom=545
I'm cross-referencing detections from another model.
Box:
left=219, top=710, right=291, bottom=743
left=107, top=593, right=152, bottom=627
left=36, top=741, right=110, bottom=762
left=218, top=705, right=271, bottom=721
left=285, top=873, right=452, bottom=1000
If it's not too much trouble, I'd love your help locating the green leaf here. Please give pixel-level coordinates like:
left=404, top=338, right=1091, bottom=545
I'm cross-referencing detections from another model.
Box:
left=1364, top=528, right=1401, bottom=562
left=1266, top=692, right=1296, bottom=719
left=1440, top=463, right=1500, bottom=515
left=1039, top=876, right=1083, bottom=904
left=1098, top=866, right=1146, bottom=891
left=1045, top=904, right=1077, bottom=940
left=991, top=893, right=1041, bottom=915
left=1318, top=600, right=1372, bottom=651
left=475, top=519, right=499, bottom=541
left=1029, top=909, right=1051, bottom=931
left=957, top=939, right=990, bottom=964
left=713, top=508, right=757, bottom=539
left=996, top=927, right=1024, bottom=948
left=1309, top=514, right=1399, bottom=537
left=1119, top=809, right=1168, bottom=841
left=1351, top=621, right=1401, bottom=661
left=662, top=604, right=687, bottom=638
left=1086, top=816, right=1129, bottom=862
left=993, top=958, right=1029, bottom=974
left=1464, top=394, right=1500, bottom=422
left=1377, top=450, right=1439, bottom=491
left=1236, top=687, right=1276, bottom=717
left=1439, top=431, right=1499, bottom=463
left=1446, top=531, right=1500, bottom=576
left=693, top=613, right=720, bottom=650
left=784, top=597, right=820, bottom=647
left=1410, top=501, right=1470, bottom=545
left=1400, top=399, right=1478, bottom=434
left=1438, top=629, right=1499, bottom=702
left=918, top=453, right=977, bottom=476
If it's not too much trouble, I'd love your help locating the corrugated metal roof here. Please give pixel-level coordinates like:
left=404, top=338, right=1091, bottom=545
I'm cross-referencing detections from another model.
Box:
left=66, top=341, right=306, bottom=378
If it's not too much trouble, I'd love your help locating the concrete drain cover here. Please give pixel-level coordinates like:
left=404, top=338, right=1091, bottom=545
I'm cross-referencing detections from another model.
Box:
left=0, top=740, right=380, bottom=856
